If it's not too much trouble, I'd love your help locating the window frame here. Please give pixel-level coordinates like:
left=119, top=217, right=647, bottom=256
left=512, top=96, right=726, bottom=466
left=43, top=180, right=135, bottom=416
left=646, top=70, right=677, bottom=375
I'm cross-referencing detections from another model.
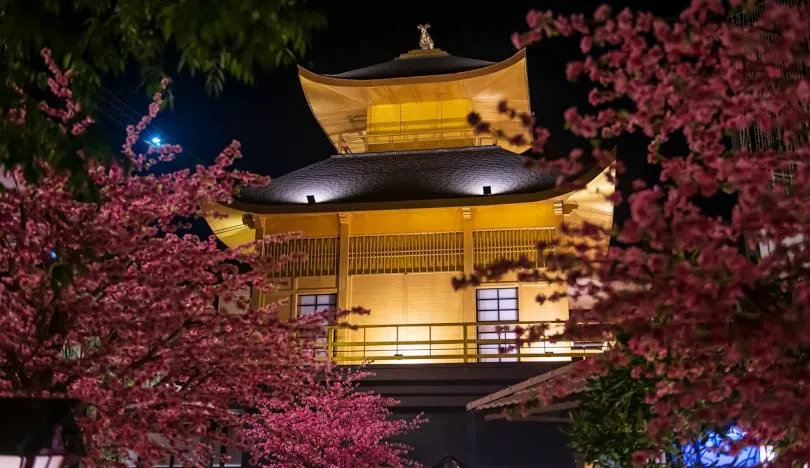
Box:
left=295, top=292, right=337, bottom=319
left=475, top=287, right=519, bottom=362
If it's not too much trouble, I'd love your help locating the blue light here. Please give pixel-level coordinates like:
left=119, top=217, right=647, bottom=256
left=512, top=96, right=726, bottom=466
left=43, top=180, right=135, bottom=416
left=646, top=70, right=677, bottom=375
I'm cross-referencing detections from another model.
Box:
left=679, top=427, right=764, bottom=467
left=150, top=136, right=162, bottom=145
left=48, top=250, right=57, bottom=260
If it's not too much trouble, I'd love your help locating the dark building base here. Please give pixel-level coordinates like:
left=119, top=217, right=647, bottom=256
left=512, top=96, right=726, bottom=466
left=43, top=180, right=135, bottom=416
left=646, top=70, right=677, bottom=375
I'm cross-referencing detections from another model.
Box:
left=352, top=363, right=579, bottom=468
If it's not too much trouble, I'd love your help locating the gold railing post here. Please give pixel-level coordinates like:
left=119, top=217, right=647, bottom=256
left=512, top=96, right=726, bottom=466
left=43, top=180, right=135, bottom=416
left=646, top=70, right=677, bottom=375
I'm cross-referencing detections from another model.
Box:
left=462, top=324, right=469, bottom=363
left=428, top=325, right=432, bottom=358
left=327, top=327, right=335, bottom=363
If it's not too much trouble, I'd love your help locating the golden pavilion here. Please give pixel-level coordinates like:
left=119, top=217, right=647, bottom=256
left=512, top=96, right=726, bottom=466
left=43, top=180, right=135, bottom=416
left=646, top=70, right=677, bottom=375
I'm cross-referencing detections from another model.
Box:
left=207, top=31, right=613, bottom=366
left=206, top=28, right=613, bottom=467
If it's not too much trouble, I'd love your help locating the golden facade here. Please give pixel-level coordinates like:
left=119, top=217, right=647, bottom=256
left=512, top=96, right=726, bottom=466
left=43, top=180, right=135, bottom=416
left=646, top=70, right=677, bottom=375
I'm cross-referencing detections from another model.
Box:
left=207, top=43, right=613, bottom=366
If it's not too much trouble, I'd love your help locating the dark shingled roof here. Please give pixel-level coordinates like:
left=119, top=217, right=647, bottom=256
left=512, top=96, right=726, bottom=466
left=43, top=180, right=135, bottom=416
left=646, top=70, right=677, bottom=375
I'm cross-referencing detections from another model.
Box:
left=327, top=53, right=495, bottom=80
left=238, top=146, right=559, bottom=207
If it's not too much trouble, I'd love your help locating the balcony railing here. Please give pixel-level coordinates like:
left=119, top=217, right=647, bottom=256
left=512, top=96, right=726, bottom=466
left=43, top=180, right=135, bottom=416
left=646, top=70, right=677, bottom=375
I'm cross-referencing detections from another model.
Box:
left=337, top=129, right=497, bottom=154
left=325, top=321, right=609, bottom=364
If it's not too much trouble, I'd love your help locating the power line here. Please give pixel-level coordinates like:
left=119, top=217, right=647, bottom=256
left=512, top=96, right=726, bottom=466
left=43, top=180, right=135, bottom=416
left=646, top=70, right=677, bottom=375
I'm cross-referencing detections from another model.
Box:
left=94, top=86, right=207, bottom=166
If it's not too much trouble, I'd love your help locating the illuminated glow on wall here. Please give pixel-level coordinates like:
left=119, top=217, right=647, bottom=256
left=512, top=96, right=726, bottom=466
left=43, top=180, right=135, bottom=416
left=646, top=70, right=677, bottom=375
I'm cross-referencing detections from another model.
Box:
left=368, top=100, right=472, bottom=134
left=365, top=100, right=476, bottom=152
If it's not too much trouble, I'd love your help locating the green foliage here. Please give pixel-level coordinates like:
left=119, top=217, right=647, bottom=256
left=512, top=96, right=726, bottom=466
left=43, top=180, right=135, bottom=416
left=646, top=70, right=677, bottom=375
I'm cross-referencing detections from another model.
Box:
left=568, top=365, right=668, bottom=467
left=0, top=0, right=324, bottom=194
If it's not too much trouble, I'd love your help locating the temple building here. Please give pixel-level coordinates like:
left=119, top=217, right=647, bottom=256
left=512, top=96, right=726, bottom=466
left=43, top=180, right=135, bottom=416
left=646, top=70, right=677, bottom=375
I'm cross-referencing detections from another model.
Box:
left=207, top=28, right=613, bottom=467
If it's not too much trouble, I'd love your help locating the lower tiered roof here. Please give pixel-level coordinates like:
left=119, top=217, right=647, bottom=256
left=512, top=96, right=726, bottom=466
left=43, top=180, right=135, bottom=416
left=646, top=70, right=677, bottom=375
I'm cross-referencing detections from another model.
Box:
left=236, top=146, right=561, bottom=212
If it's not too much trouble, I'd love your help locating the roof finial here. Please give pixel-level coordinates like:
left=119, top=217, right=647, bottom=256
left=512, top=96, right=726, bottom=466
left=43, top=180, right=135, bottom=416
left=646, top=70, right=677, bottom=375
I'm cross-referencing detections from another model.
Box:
left=417, top=24, right=434, bottom=50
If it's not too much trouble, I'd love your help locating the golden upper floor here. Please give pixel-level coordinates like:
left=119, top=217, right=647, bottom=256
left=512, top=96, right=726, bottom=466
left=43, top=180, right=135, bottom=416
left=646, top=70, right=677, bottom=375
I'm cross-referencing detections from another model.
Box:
left=299, top=48, right=532, bottom=154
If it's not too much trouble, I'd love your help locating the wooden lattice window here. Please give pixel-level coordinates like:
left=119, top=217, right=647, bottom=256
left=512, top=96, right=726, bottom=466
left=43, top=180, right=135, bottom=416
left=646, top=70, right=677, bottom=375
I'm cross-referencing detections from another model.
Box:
left=348, top=232, right=463, bottom=274
left=476, top=287, right=519, bottom=363
left=296, top=293, right=336, bottom=355
left=730, top=0, right=809, bottom=197
left=297, top=293, right=337, bottom=318
left=473, top=228, right=556, bottom=269
left=263, top=236, right=338, bottom=278
left=772, top=161, right=799, bottom=195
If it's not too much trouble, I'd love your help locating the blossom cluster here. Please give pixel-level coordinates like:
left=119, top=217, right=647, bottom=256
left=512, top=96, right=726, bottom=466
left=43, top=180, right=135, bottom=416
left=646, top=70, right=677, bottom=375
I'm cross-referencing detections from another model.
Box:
left=0, top=49, right=419, bottom=466
left=459, top=1, right=810, bottom=465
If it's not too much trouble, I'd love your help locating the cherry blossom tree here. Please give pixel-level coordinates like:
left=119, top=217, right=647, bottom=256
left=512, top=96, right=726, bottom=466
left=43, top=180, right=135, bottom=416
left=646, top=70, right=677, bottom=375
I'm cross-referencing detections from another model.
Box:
left=459, top=0, right=810, bottom=465
left=244, top=371, right=423, bottom=468
left=0, top=49, right=419, bottom=467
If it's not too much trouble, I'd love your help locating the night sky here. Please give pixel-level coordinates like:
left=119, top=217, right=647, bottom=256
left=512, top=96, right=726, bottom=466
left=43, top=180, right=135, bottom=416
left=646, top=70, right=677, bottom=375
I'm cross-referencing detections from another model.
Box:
left=102, top=1, right=685, bottom=173
left=99, top=0, right=700, bottom=240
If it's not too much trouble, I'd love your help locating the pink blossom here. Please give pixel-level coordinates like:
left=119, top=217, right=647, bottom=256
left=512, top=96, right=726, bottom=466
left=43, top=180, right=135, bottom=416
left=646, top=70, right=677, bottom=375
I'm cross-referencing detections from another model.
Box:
left=798, top=80, right=809, bottom=102
left=511, top=32, right=524, bottom=49
left=566, top=61, right=585, bottom=81
left=1, top=49, right=421, bottom=467
left=580, top=36, right=593, bottom=53
left=594, top=4, right=612, bottom=22
left=526, top=10, right=542, bottom=29
left=463, top=1, right=810, bottom=462
left=629, top=188, right=662, bottom=228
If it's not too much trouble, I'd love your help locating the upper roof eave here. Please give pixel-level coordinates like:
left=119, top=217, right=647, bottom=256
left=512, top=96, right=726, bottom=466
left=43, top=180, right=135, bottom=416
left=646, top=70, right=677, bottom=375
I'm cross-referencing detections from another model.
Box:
left=297, top=48, right=527, bottom=88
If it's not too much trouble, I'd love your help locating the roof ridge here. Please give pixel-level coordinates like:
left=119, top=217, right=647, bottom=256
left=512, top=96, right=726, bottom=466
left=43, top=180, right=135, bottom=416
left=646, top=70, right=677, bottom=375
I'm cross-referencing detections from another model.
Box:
left=322, top=52, right=503, bottom=80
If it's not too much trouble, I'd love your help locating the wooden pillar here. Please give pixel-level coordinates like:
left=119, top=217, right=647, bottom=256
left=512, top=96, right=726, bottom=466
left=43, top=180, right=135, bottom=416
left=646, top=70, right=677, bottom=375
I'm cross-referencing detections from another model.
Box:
left=245, top=214, right=265, bottom=310
left=553, top=201, right=578, bottom=322
left=337, top=213, right=351, bottom=310
left=461, top=207, right=475, bottom=325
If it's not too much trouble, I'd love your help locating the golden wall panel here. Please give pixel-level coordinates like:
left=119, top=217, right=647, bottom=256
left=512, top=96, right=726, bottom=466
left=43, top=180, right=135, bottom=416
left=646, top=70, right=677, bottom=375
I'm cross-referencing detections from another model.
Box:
left=518, top=284, right=571, bottom=362
left=364, top=100, right=476, bottom=152
left=367, top=100, right=473, bottom=135
left=338, top=272, right=465, bottom=363
left=349, top=275, right=407, bottom=326
left=518, top=284, right=569, bottom=322
left=404, top=273, right=465, bottom=361
left=264, top=293, right=293, bottom=321
left=348, top=208, right=464, bottom=235
left=296, top=276, right=337, bottom=290
left=404, top=272, right=465, bottom=324
left=471, top=203, right=557, bottom=230
left=480, top=273, right=520, bottom=284
left=347, top=272, right=464, bottom=325
left=259, top=202, right=557, bottom=238
left=263, top=214, right=339, bottom=237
